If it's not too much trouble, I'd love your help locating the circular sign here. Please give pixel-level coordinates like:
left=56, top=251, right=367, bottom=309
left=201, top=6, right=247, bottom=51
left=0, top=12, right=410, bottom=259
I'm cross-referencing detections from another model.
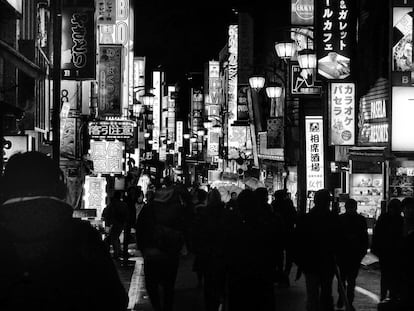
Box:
left=341, top=130, right=352, bottom=141
left=294, top=0, right=314, bottom=21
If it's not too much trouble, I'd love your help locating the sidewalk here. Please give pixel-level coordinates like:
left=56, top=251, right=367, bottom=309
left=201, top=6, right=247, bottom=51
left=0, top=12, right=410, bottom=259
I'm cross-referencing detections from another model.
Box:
left=116, top=250, right=380, bottom=311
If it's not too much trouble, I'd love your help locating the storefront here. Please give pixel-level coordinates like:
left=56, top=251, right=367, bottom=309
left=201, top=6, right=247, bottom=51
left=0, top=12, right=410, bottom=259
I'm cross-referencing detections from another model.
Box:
left=389, top=159, right=414, bottom=200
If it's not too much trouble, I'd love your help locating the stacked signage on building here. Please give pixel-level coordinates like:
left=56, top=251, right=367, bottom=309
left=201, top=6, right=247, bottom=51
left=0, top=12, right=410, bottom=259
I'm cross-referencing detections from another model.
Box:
left=167, top=86, right=176, bottom=142
left=152, top=71, right=162, bottom=152
left=98, top=0, right=133, bottom=116
left=316, top=0, right=356, bottom=80
left=330, top=82, right=355, bottom=145
left=305, top=116, right=324, bottom=192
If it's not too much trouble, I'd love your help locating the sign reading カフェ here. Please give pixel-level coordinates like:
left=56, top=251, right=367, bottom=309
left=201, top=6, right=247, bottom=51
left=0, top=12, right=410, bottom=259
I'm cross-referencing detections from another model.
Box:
left=88, top=121, right=135, bottom=139
left=61, top=4, right=96, bottom=80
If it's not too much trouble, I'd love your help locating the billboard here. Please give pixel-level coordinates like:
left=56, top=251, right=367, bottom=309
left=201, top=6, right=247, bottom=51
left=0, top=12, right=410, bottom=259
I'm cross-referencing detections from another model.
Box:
left=90, top=140, right=125, bottom=174
left=330, top=83, right=355, bottom=145
left=84, top=176, right=107, bottom=219
left=61, top=5, right=96, bottom=80
left=306, top=116, right=324, bottom=191
left=98, top=44, right=122, bottom=116
left=316, top=0, right=356, bottom=80
left=291, top=0, right=314, bottom=25
left=392, top=87, right=414, bottom=151
left=358, top=98, right=389, bottom=146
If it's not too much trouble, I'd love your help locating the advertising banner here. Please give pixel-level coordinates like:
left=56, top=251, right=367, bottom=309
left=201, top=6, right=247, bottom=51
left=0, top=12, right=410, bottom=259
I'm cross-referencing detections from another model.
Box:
left=176, top=121, right=183, bottom=148
left=88, top=120, right=135, bottom=139
left=97, top=0, right=116, bottom=25
left=167, top=86, right=176, bottom=141
left=60, top=117, right=78, bottom=158
left=228, top=25, right=238, bottom=124
left=84, top=176, right=107, bottom=219
left=98, top=44, right=122, bottom=116
left=392, top=7, right=413, bottom=72
left=306, top=116, right=324, bottom=191
left=207, top=128, right=220, bottom=157
left=316, top=0, right=356, bottom=80
left=392, top=87, right=414, bottom=151
left=358, top=98, right=388, bottom=146
left=61, top=5, right=96, bottom=80
left=330, top=83, right=355, bottom=145
left=291, top=64, right=320, bottom=95
left=291, top=0, right=314, bottom=25
left=152, top=71, right=161, bottom=151
left=267, top=117, right=284, bottom=148
left=237, top=85, right=250, bottom=121
left=90, top=140, right=125, bottom=174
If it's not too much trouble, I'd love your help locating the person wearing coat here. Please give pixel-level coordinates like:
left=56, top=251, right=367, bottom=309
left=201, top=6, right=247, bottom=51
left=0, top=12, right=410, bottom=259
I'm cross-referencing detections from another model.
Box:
left=0, top=151, right=128, bottom=311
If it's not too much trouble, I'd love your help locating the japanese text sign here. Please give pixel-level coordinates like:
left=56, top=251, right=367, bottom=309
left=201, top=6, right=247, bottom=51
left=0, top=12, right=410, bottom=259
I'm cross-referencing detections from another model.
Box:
left=88, top=120, right=134, bottom=139
left=316, top=0, right=356, bottom=80
left=96, top=0, right=116, bottom=25
left=61, top=5, right=96, bottom=80
left=90, top=140, right=124, bottom=174
left=84, top=176, right=107, bottom=219
left=306, top=116, right=325, bottom=191
left=98, top=44, right=122, bottom=116
left=330, top=82, right=355, bottom=145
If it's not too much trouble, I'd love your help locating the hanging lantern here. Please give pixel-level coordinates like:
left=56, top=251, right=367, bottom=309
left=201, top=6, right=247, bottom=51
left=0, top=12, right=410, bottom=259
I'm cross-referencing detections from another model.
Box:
left=275, top=41, right=296, bottom=59
left=142, top=92, right=155, bottom=106
left=297, top=49, right=317, bottom=69
left=265, top=86, right=283, bottom=99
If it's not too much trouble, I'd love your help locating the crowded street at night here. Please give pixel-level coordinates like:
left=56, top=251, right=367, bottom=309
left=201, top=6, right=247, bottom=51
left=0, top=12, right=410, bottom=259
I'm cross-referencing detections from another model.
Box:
left=1, top=0, right=414, bottom=311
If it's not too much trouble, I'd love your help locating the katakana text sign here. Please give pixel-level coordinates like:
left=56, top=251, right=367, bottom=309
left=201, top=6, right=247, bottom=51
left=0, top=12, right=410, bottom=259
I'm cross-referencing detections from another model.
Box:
left=330, top=82, right=355, bottom=145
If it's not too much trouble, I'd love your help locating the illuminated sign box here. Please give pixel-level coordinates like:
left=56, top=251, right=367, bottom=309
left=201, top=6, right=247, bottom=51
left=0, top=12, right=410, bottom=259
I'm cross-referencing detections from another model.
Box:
left=291, top=0, right=314, bottom=25
left=330, top=83, right=355, bottom=146
left=90, top=140, right=125, bottom=174
left=88, top=120, right=135, bottom=139
left=61, top=5, right=96, bottom=80
left=392, top=87, right=414, bottom=151
left=306, top=116, right=324, bottom=191
left=83, top=176, right=107, bottom=219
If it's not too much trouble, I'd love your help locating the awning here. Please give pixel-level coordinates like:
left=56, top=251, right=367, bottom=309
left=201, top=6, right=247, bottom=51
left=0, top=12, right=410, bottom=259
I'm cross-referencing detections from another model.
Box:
left=0, top=39, right=45, bottom=79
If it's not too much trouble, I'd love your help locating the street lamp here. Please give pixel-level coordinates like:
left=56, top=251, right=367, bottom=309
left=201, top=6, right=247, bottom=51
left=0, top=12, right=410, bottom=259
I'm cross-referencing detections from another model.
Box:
left=297, top=49, right=317, bottom=70
left=274, top=41, right=296, bottom=60
left=249, top=76, right=266, bottom=92
left=183, top=133, right=191, bottom=140
left=142, top=91, right=155, bottom=107
left=265, top=85, right=283, bottom=99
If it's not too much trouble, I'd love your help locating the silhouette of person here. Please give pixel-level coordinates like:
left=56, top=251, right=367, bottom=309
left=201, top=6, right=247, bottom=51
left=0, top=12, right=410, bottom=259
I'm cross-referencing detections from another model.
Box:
left=0, top=151, right=128, bottom=310
left=336, top=198, right=368, bottom=310
left=293, top=188, right=340, bottom=311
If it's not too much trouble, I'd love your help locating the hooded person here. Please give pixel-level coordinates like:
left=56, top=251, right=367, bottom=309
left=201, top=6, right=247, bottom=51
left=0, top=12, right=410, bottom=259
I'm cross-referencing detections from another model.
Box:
left=0, top=151, right=128, bottom=311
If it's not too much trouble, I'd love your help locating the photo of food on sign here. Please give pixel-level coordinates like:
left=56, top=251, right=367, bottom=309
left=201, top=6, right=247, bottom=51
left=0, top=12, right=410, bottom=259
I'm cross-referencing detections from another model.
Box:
left=318, top=52, right=350, bottom=79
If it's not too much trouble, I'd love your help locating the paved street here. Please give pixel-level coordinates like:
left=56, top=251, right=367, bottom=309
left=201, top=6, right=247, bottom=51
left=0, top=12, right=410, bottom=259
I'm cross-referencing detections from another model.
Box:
left=115, top=248, right=380, bottom=311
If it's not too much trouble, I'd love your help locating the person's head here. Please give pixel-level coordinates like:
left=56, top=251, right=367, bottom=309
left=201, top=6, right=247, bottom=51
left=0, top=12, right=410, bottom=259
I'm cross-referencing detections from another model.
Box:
left=237, top=189, right=256, bottom=218
left=313, top=189, right=332, bottom=211
left=196, top=188, right=208, bottom=203
left=254, top=187, right=268, bottom=204
left=273, top=189, right=287, bottom=202
left=230, top=192, right=238, bottom=201
left=345, top=198, right=358, bottom=214
left=402, top=197, right=414, bottom=223
left=207, top=188, right=222, bottom=208
left=387, top=198, right=402, bottom=216
left=2, top=151, right=67, bottom=200
left=112, top=190, right=123, bottom=201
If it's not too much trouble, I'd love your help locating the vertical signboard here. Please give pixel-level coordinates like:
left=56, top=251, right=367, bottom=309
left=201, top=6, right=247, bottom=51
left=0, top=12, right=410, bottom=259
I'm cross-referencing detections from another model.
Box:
left=207, top=128, right=220, bottom=157
left=167, top=86, right=176, bottom=141
left=291, top=0, right=314, bottom=25
left=98, top=0, right=132, bottom=115
left=316, top=0, right=356, bottom=80
left=61, top=4, right=96, bottom=80
left=176, top=121, right=183, bottom=148
left=84, top=176, right=107, bottom=219
left=392, top=6, right=414, bottom=85
left=152, top=71, right=161, bottom=151
left=90, top=140, right=125, bottom=174
left=228, top=25, right=238, bottom=125
left=98, top=44, right=122, bottom=116
left=358, top=99, right=389, bottom=146
left=97, top=0, right=116, bottom=25
left=330, top=82, right=355, bottom=145
left=133, top=56, right=146, bottom=97
left=237, top=85, right=250, bottom=121
left=60, top=117, right=78, bottom=158
left=392, top=87, right=414, bottom=151
left=306, top=116, right=324, bottom=191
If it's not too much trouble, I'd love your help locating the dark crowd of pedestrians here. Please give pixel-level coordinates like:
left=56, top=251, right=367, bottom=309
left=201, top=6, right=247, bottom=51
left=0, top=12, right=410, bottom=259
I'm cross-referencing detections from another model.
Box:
left=1, top=151, right=414, bottom=311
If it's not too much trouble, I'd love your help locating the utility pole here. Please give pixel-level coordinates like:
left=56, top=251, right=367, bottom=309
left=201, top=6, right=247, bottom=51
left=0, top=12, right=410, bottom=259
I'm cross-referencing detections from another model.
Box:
left=52, top=0, right=62, bottom=165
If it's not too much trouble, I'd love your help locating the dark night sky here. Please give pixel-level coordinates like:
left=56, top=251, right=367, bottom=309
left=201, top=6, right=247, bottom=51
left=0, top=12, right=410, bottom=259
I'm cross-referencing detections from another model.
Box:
left=133, top=1, right=290, bottom=84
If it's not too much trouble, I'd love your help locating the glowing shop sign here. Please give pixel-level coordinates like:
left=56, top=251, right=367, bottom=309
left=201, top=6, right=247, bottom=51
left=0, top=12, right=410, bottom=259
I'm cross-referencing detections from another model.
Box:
left=392, top=86, right=414, bottom=151
left=90, top=140, right=125, bottom=174
left=84, top=176, right=107, bottom=219
left=306, top=116, right=324, bottom=191
left=330, top=83, right=355, bottom=145
left=88, top=120, right=134, bottom=139
left=228, top=25, right=238, bottom=125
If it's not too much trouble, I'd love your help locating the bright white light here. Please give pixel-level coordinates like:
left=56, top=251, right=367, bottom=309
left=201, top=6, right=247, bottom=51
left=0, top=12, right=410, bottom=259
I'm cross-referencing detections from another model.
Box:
left=392, top=87, right=414, bottom=151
